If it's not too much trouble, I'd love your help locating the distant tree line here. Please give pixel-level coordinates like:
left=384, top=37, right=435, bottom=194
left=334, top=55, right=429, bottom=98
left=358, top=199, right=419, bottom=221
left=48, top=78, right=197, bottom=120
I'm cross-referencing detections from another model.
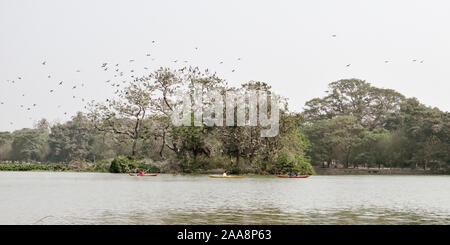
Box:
left=0, top=70, right=448, bottom=174
left=303, top=79, right=449, bottom=171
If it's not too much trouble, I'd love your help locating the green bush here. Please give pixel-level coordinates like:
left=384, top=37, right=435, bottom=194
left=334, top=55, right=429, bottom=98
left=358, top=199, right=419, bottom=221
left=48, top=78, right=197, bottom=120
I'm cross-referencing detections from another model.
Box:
left=295, top=156, right=315, bottom=175
left=178, top=159, right=204, bottom=173
left=273, top=151, right=315, bottom=175
left=91, top=159, right=112, bottom=172
left=147, top=164, right=161, bottom=173
left=0, top=163, right=64, bottom=171
left=225, top=165, right=241, bottom=175
left=109, top=156, right=160, bottom=173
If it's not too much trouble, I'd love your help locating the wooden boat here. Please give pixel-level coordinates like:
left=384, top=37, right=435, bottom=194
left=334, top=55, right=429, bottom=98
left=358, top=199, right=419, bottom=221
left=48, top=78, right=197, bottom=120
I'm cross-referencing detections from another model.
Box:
left=276, top=175, right=310, bottom=178
left=208, top=175, right=245, bottom=178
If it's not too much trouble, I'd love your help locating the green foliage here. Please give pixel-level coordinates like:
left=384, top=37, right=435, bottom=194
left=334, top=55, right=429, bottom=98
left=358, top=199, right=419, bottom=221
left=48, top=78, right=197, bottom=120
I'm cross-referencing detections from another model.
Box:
left=296, top=156, right=316, bottom=175
left=0, top=164, right=64, bottom=171
left=90, top=159, right=112, bottom=172
left=178, top=159, right=204, bottom=173
left=225, top=165, right=242, bottom=175
left=109, top=156, right=159, bottom=173
left=10, top=129, right=49, bottom=162
left=1, top=71, right=448, bottom=175
left=272, top=150, right=315, bottom=175
left=304, top=80, right=449, bottom=171
left=0, top=132, right=12, bottom=160
left=48, top=112, right=105, bottom=162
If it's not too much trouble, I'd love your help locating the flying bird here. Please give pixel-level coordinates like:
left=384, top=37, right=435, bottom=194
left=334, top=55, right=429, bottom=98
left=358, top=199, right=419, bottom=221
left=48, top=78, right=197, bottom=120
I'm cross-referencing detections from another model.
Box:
left=42, top=61, right=46, bottom=65
left=346, top=64, right=351, bottom=67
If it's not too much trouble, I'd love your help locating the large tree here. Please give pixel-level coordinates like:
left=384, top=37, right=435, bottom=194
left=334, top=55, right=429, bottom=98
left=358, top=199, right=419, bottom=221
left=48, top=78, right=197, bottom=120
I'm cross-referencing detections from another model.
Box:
left=88, top=77, right=155, bottom=156
left=48, top=112, right=98, bottom=162
left=10, top=129, right=49, bottom=162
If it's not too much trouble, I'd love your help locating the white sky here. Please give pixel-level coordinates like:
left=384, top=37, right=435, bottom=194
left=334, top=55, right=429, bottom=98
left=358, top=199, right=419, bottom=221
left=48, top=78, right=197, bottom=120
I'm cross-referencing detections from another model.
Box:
left=1, top=0, right=449, bottom=131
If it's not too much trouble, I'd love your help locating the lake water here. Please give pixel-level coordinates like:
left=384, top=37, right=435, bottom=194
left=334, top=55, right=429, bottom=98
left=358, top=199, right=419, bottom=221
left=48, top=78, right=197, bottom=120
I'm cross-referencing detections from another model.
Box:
left=0, top=172, right=449, bottom=225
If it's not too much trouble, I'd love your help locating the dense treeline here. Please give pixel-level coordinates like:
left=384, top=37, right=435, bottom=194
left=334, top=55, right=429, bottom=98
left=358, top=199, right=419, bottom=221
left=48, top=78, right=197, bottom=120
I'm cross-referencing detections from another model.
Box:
left=303, top=79, right=449, bottom=171
left=0, top=70, right=448, bottom=174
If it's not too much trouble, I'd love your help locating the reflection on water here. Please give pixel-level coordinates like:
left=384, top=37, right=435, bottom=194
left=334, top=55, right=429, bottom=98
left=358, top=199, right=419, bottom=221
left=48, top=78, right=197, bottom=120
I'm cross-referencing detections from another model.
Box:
left=0, top=172, right=449, bottom=225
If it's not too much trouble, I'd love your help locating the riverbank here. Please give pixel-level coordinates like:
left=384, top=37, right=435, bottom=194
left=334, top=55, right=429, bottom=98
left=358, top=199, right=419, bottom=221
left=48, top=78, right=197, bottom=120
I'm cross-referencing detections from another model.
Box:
left=1, top=164, right=449, bottom=175
left=313, top=167, right=448, bottom=175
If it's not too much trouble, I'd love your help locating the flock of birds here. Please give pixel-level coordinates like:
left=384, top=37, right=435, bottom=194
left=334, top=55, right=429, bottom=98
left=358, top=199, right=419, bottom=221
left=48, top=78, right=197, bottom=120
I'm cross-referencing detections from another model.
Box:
left=1, top=35, right=427, bottom=128
left=329, top=35, right=426, bottom=67
left=1, top=42, right=246, bottom=127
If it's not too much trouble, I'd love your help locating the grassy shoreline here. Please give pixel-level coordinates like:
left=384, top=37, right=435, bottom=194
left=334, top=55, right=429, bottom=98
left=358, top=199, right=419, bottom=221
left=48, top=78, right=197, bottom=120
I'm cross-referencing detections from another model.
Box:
left=1, top=163, right=448, bottom=175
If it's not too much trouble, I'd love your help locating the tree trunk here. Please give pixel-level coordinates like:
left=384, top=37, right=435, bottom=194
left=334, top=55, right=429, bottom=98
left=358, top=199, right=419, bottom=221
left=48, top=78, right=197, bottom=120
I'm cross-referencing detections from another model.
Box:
left=131, top=139, right=137, bottom=156
left=236, top=150, right=240, bottom=169
left=159, top=132, right=166, bottom=157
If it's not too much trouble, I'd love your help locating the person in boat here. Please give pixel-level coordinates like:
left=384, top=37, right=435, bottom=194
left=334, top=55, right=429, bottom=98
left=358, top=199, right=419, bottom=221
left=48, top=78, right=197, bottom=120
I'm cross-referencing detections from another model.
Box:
left=223, top=171, right=227, bottom=177
left=139, top=170, right=146, bottom=176
left=288, top=172, right=294, bottom=177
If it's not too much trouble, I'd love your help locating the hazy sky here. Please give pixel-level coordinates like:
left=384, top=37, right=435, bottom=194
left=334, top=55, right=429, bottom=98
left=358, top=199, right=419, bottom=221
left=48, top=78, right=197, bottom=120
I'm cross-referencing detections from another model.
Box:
left=1, top=0, right=449, bottom=131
